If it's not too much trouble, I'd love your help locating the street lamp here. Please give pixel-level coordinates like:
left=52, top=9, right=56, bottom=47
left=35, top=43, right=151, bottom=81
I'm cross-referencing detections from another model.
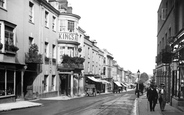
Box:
left=137, top=70, right=140, bottom=98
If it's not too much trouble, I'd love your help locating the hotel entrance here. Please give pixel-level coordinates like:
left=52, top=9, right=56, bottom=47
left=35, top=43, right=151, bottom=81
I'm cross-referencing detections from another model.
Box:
left=59, top=74, right=71, bottom=96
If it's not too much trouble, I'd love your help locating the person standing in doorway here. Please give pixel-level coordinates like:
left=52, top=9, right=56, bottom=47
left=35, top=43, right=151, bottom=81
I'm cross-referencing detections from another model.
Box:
left=147, top=84, right=158, bottom=111
left=159, top=84, right=166, bottom=111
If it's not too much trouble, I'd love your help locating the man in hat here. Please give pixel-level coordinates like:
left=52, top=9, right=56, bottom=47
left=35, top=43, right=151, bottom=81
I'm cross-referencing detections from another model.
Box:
left=147, top=84, right=158, bottom=111
left=159, top=83, right=166, bottom=111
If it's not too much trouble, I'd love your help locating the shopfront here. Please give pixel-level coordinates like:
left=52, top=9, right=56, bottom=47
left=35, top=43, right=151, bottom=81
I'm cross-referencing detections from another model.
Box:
left=0, top=63, right=24, bottom=103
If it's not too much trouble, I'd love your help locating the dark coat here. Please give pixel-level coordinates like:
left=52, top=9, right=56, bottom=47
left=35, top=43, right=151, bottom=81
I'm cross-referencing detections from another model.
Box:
left=147, top=88, right=158, bottom=102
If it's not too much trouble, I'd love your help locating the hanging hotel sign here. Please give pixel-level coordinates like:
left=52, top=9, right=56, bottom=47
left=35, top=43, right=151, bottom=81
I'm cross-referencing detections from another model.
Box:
left=59, top=32, right=78, bottom=42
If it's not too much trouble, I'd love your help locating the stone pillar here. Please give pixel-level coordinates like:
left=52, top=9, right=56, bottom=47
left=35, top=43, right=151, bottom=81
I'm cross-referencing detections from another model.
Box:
left=14, top=70, right=16, bottom=95
left=70, top=72, right=73, bottom=97
left=5, top=70, right=7, bottom=95
left=21, top=71, right=24, bottom=99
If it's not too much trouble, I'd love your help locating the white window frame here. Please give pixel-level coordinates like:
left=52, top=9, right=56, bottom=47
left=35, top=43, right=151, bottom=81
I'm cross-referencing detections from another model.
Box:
left=45, top=11, right=49, bottom=28
left=0, top=0, right=6, bottom=9
left=29, top=1, right=34, bottom=23
left=52, top=16, right=56, bottom=31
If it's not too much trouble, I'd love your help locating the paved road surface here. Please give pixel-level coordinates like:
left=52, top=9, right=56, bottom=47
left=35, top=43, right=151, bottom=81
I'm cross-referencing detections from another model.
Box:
left=1, top=90, right=136, bottom=115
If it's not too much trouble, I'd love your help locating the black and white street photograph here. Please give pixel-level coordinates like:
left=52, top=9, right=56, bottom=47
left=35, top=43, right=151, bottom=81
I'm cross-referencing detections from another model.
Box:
left=0, top=0, right=184, bottom=115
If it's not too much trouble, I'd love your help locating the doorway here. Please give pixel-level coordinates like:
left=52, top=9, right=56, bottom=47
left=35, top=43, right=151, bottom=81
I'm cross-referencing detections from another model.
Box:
left=60, top=74, right=71, bottom=96
left=16, top=71, right=21, bottom=99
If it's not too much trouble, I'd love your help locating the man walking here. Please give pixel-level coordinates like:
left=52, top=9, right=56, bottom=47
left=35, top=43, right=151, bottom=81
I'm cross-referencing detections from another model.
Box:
left=147, top=84, right=158, bottom=111
left=159, top=84, right=166, bottom=111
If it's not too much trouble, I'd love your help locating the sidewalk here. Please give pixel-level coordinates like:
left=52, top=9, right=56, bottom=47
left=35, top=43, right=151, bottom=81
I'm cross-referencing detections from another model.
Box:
left=0, top=101, right=42, bottom=112
left=136, top=94, right=184, bottom=115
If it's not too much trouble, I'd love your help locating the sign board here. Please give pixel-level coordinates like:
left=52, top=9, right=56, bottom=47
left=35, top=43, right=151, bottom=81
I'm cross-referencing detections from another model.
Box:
left=59, top=32, right=78, bottom=42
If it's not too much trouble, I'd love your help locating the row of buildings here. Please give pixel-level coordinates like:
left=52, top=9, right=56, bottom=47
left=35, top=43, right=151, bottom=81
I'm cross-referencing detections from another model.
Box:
left=155, top=0, right=184, bottom=109
left=0, top=0, right=135, bottom=103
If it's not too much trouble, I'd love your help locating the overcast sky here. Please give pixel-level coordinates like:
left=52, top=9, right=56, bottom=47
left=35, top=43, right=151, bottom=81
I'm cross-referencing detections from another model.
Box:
left=69, top=0, right=161, bottom=75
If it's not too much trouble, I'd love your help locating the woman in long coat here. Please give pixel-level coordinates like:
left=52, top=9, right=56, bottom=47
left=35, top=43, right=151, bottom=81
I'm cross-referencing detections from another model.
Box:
left=159, top=84, right=166, bottom=111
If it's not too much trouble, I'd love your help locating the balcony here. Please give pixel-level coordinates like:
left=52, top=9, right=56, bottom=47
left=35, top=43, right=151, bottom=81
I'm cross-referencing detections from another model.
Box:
left=57, top=55, right=85, bottom=71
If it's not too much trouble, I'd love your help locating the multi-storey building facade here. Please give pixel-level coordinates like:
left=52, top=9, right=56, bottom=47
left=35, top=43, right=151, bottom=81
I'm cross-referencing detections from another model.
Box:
left=103, top=49, right=114, bottom=91
left=0, top=0, right=60, bottom=103
left=156, top=0, right=184, bottom=107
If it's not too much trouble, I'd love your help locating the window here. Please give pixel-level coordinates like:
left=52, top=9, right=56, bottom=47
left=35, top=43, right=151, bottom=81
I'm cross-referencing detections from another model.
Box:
left=29, top=2, right=34, bottom=23
left=59, top=20, right=65, bottom=31
left=5, top=26, right=14, bottom=52
left=43, top=75, right=48, bottom=92
left=45, top=42, right=49, bottom=57
left=7, top=71, right=14, bottom=95
left=29, top=37, right=34, bottom=46
left=88, top=47, right=90, bottom=58
left=52, top=16, right=56, bottom=31
left=0, top=70, right=15, bottom=97
left=52, top=44, right=56, bottom=58
left=0, top=0, right=6, bottom=9
left=68, top=20, right=74, bottom=32
left=0, top=70, right=5, bottom=96
left=45, top=11, right=49, bottom=27
left=68, top=47, right=74, bottom=57
left=51, top=75, right=55, bottom=91
left=88, top=62, right=90, bottom=72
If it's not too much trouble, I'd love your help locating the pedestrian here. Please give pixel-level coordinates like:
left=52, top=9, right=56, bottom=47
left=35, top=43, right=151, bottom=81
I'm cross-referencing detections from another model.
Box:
left=158, top=83, right=166, bottom=111
left=147, top=84, right=158, bottom=111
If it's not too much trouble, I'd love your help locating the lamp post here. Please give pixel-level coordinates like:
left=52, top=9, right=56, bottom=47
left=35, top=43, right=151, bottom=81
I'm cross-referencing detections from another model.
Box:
left=137, top=70, right=140, bottom=98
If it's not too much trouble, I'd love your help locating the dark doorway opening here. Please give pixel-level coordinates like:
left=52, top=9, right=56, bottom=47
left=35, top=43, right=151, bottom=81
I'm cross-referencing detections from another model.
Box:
left=60, top=74, right=70, bottom=96
left=16, top=71, right=21, bottom=99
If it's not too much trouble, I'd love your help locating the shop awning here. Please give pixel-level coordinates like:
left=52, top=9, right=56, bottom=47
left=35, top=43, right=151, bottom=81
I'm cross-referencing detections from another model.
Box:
left=88, top=77, right=102, bottom=83
left=121, top=82, right=128, bottom=87
left=114, top=81, right=122, bottom=87
left=100, top=79, right=110, bottom=84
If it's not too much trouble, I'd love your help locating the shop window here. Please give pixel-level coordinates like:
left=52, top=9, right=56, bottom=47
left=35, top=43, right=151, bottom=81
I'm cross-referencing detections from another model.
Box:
left=7, top=70, right=14, bottom=95
left=0, top=70, right=15, bottom=97
left=29, top=2, right=34, bottom=23
left=68, top=20, right=74, bottom=32
left=0, top=70, right=5, bottom=96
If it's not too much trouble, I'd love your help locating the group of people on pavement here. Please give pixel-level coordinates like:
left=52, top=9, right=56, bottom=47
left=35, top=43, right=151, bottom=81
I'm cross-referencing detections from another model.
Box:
left=146, top=83, right=166, bottom=112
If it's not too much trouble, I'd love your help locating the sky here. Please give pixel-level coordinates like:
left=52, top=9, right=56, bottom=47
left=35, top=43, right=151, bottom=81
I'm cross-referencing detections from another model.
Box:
left=69, top=0, right=161, bottom=75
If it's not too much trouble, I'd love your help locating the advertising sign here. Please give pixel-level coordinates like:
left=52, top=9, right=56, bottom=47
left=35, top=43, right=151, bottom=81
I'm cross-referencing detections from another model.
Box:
left=59, top=32, right=78, bottom=42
